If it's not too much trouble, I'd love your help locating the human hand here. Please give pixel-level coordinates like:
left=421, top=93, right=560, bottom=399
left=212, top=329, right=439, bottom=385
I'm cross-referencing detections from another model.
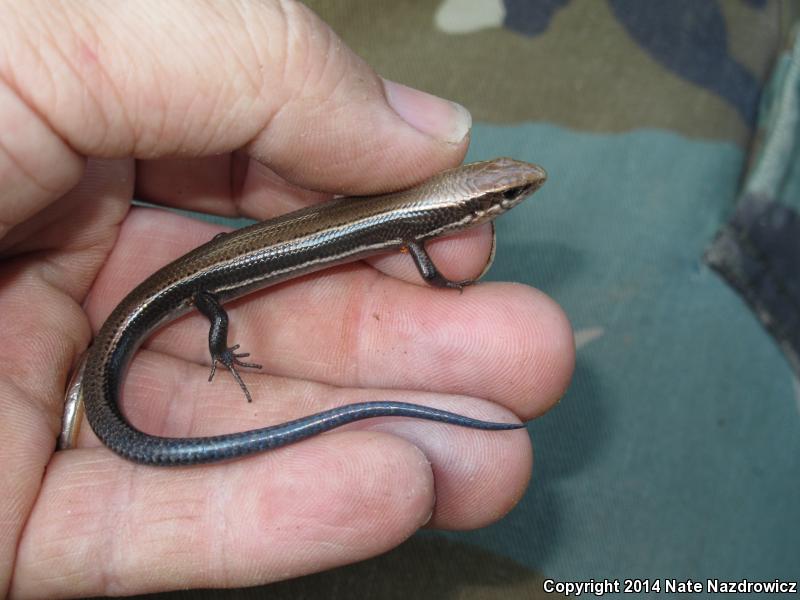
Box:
left=0, top=1, right=574, bottom=597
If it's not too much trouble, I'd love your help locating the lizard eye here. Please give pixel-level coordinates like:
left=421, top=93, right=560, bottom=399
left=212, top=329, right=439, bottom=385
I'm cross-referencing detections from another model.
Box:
left=501, top=185, right=531, bottom=202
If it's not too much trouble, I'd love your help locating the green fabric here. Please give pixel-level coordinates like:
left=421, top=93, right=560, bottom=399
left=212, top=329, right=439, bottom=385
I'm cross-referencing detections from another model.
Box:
left=746, top=26, right=800, bottom=209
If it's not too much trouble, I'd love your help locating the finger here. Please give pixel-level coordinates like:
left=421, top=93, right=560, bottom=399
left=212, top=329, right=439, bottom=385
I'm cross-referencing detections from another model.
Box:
left=0, top=159, right=131, bottom=595
left=227, top=278, right=568, bottom=418
left=135, top=155, right=331, bottom=219
left=15, top=436, right=437, bottom=597
left=74, top=348, right=531, bottom=530
left=0, top=68, right=84, bottom=239
left=3, top=0, right=471, bottom=202
left=0, top=159, right=130, bottom=267
left=86, top=209, right=573, bottom=419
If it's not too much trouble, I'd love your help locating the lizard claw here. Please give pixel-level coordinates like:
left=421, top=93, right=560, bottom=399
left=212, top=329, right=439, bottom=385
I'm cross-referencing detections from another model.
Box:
left=209, top=345, right=263, bottom=403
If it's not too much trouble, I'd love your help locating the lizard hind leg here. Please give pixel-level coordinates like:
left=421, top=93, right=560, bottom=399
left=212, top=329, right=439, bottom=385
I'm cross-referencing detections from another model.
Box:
left=194, top=291, right=263, bottom=403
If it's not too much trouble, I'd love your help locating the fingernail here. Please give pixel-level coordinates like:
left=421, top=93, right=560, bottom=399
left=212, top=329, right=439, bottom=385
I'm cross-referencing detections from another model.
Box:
left=383, top=79, right=472, bottom=144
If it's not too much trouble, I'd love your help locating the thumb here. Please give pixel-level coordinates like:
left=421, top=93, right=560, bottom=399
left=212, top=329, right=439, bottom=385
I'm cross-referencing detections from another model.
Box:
left=1, top=0, right=471, bottom=200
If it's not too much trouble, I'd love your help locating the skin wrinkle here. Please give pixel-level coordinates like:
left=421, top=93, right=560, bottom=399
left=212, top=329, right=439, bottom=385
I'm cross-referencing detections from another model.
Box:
left=139, top=491, right=207, bottom=577
left=59, top=203, right=123, bottom=258
left=224, top=5, right=266, bottom=104
left=49, top=4, right=248, bottom=159
left=189, top=17, right=241, bottom=154
left=232, top=3, right=296, bottom=163
left=258, top=6, right=383, bottom=181
left=328, top=78, right=391, bottom=178
left=47, top=10, right=117, bottom=155
left=117, top=380, right=161, bottom=440
left=37, top=249, right=85, bottom=296
left=0, top=380, right=47, bottom=442
left=0, top=220, right=11, bottom=243
left=359, top=267, right=395, bottom=383
left=102, top=465, right=136, bottom=595
left=131, top=17, right=171, bottom=158
left=342, top=268, right=382, bottom=389
left=57, top=233, right=118, bottom=300
left=24, top=329, right=74, bottom=427
left=0, top=115, right=56, bottom=204
left=310, top=20, right=349, bottom=103
left=42, top=188, right=103, bottom=250
left=211, top=467, right=234, bottom=587
left=270, top=0, right=292, bottom=107
left=166, top=29, right=215, bottom=157
left=70, top=10, right=131, bottom=156
left=0, top=266, right=51, bottom=346
left=0, top=7, right=59, bottom=140
left=0, top=81, right=84, bottom=229
left=239, top=436, right=414, bottom=572
left=110, top=28, right=145, bottom=153
left=283, top=0, right=324, bottom=100
left=29, top=460, right=116, bottom=590
left=427, top=444, right=472, bottom=523
left=185, top=92, right=216, bottom=158
left=174, top=351, right=201, bottom=437
left=0, top=188, right=95, bottom=257
left=145, top=7, right=203, bottom=158
left=228, top=153, right=243, bottom=215
left=235, top=158, right=330, bottom=217
left=234, top=153, right=259, bottom=215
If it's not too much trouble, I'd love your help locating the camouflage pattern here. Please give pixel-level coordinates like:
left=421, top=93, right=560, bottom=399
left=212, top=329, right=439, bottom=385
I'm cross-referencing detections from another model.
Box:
left=308, top=0, right=790, bottom=144
left=708, top=26, right=800, bottom=395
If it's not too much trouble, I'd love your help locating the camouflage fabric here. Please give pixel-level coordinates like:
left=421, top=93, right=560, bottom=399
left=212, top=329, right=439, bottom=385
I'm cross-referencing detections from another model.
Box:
left=138, top=1, right=800, bottom=598
left=707, top=27, right=800, bottom=378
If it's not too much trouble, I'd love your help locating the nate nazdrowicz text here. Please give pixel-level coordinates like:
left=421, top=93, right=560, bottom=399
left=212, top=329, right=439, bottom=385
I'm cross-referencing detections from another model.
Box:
left=542, top=578, right=797, bottom=596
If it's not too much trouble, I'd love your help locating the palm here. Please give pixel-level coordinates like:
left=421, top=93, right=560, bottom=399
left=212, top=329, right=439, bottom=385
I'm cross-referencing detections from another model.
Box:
left=5, top=157, right=554, bottom=595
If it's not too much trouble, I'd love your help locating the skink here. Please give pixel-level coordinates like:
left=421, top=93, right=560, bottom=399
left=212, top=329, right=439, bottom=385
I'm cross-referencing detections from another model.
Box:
left=76, top=157, right=546, bottom=466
